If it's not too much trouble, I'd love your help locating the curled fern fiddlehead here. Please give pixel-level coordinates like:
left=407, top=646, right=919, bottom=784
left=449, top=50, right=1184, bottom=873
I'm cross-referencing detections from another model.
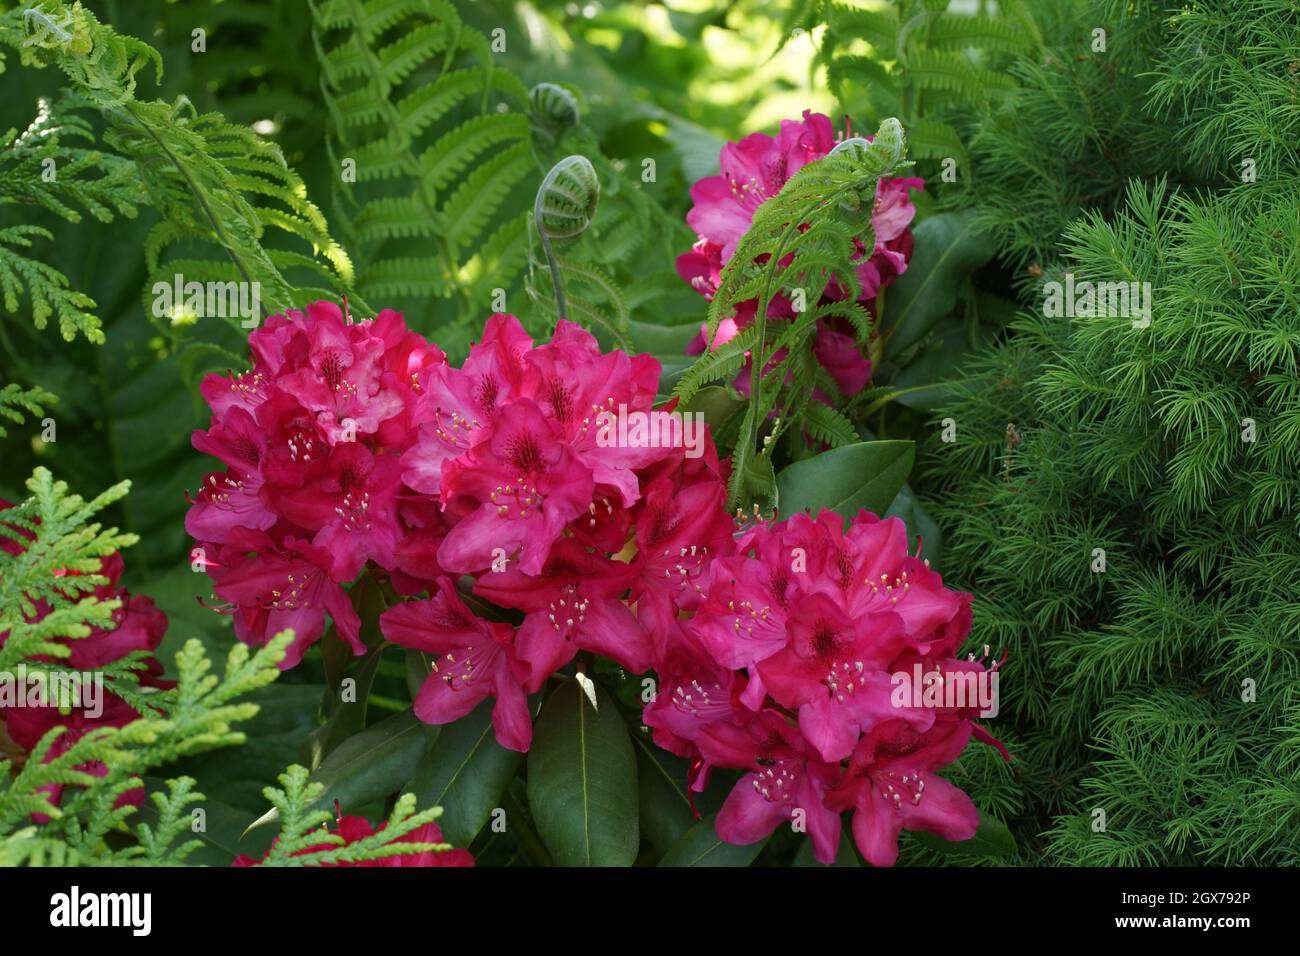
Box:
left=529, top=83, right=580, bottom=148
left=533, top=155, right=598, bottom=325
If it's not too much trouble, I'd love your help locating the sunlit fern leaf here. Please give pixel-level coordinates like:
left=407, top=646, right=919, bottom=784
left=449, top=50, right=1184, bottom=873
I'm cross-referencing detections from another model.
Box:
left=2, top=2, right=358, bottom=330
left=826, top=2, right=900, bottom=56
left=905, top=116, right=968, bottom=163
left=312, top=0, right=535, bottom=336
left=904, top=48, right=1018, bottom=101
left=926, top=12, right=1036, bottom=55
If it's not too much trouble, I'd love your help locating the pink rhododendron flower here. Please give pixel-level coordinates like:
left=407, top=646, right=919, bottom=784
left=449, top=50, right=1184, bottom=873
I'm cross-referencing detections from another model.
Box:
left=474, top=538, right=650, bottom=690
left=380, top=577, right=533, bottom=752
left=677, top=110, right=923, bottom=398
left=659, top=506, right=1004, bottom=865
left=641, top=623, right=744, bottom=771
left=436, top=399, right=595, bottom=576
left=187, top=302, right=442, bottom=662
left=403, top=314, right=670, bottom=576
left=825, top=718, right=979, bottom=867
left=628, top=473, right=736, bottom=658
left=205, top=530, right=363, bottom=669
left=185, top=303, right=1001, bottom=870
left=698, top=710, right=843, bottom=863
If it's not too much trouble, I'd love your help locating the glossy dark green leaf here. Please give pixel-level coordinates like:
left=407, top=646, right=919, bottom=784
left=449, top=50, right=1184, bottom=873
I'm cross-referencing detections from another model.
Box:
left=301, top=643, right=387, bottom=770
left=681, top=384, right=744, bottom=431
left=628, top=319, right=702, bottom=354
left=527, top=680, right=638, bottom=866
left=792, top=829, right=861, bottom=866
left=246, top=709, right=425, bottom=833
left=139, top=777, right=266, bottom=866
left=882, top=211, right=993, bottom=360
left=913, top=813, right=1017, bottom=857
left=657, top=812, right=768, bottom=867
left=776, top=440, right=914, bottom=521
left=887, top=319, right=974, bottom=411
left=403, top=699, right=524, bottom=847
left=884, top=482, right=943, bottom=568
left=632, top=733, right=700, bottom=854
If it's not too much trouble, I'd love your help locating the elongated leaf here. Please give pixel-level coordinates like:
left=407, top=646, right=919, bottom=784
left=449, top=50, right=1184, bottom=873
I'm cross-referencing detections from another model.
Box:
left=245, top=709, right=425, bottom=832
left=657, top=812, right=768, bottom=867
left=775, top=440, right=914, bottom=521
left=403, top=699, right=524, bottom=847
left=301, top=643, right=387, bottom=770
left=681, top=385, right=745, bottom=431
left=792, top=830, right=861, bottom=866
left=887, top=319, right=975, bottom=410
left=882, top=212, right=993, bottom=360
left=140, top=778, right=266, bottom=867
left=913, top=813, right=1017, bottom=857
left=628, top=319, right=702, bottom=355
left=527, top=680, right=638, bottom=866
left=884, top=483, right=943, bottom=568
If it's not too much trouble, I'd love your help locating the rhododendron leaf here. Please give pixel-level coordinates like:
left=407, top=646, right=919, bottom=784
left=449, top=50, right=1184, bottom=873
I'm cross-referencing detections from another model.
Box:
left=885, top=319, right=974, bottom=410
left=913, top=813, right=1016, bottom=858
left=146, top=561, right=236, bottom=664
left=881, top=211, right=993, bottom=361
left=403, top=699, right=524, bottom=848
left=884, top=483, right=944, bottom=569
left=634, top=743, right=696, bottom=854
left=775, top=441, right=915, bottom=521
left=405, top=650, right=431, bottom=702
left=632, top=735, right=726, bottom=855
left=318, top=578, right=384, bottom=689
left=527, top=679, right=638, bottom=866
left=245, top=710, right=425, bottom=834
left=302, top=645, right=387, bottom=770
left=657, top=812, right=769, bottom=867
left=628, top=319, right=702, bottom=355
left=138, top=777, right=255, bottom=867
left=681, top=385, right=745, bottom=432
left=792, top=831, right=861, bottom=867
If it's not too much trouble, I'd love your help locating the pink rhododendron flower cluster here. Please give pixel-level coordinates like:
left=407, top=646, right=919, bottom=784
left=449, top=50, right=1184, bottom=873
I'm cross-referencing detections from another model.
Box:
left=643, top=508, right=1005, bottom=866
left=187, top=301, right=444, bottom=668
left=187, top=302, right=1000, bottom=865
left=677, top=110, right=923, bottom=397
left=187, top=303, right=733, bottom=753
left=0, top=501, right=169, bottom=811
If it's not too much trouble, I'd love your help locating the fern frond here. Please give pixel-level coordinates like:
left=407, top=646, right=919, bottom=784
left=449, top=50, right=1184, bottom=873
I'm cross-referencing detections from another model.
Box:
left=674, top=123, right=910, bottom=505
left=313, top=0, right=533, bottom=335
left=1, top=1, right=358, bottom=328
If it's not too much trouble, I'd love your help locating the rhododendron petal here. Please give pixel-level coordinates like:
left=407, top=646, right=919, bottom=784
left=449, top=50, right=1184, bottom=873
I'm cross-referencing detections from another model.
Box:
left=715, top=775, right=792, bottom=846
left=850, top=788, right=905, bottom=867
left=575, top=597, right=651, bottom=675
left=514, top=612, right=579, bottom=692
left=414, top=664, right=494, bottom=724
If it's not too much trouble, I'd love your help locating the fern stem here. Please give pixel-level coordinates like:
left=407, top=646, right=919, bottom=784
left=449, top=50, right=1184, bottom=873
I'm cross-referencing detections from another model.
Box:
left=738, top=192, right=831, bottom=505
left=118, top=103, right=258, bottom=294
left=533, top=167, right=569, bottom=325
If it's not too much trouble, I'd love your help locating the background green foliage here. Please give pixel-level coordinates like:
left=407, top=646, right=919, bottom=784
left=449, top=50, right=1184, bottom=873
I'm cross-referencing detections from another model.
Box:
left=920, top=0, right=1300, bottom=865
